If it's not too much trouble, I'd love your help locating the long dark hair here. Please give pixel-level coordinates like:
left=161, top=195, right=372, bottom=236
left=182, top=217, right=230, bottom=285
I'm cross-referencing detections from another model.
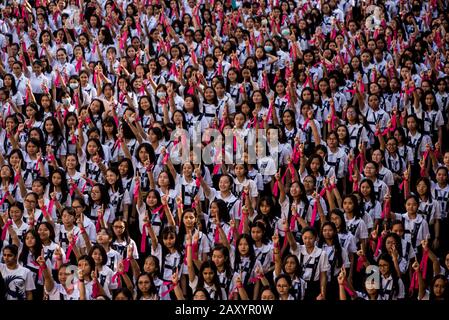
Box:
left=135, top=273, right=158, bottom=300
left=196, top=261, right=223, bottom=300
left=318, top=221, right=343, bottom=270
left=18, top=229, right=43, bottom=265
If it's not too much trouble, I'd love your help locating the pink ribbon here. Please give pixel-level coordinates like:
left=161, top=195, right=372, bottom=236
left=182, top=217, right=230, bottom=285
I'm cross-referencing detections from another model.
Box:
left=75, top=58, right=82, bottom=72
left=161, top=281, right=176, bottom=297
left=310, top=188, right=327, bottom=227
left=1, top=219, right=13, bottom=240
left=65, top=235, right=78, bottom=262
left=140, top=224, right=147, bottom=253
left=133, top=182, right=140, bottom=201
left=356, top=255, right=366, bottom=272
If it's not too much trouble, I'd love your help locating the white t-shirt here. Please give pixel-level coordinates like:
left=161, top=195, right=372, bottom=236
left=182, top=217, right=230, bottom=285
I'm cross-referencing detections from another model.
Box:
left=0, top=263, right=36, bottom=300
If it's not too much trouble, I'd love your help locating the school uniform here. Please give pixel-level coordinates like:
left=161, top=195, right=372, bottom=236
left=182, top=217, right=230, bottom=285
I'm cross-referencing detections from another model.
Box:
left=289, top=245, right=330, bottom=301
left=394, top=213, right=430, bottom=253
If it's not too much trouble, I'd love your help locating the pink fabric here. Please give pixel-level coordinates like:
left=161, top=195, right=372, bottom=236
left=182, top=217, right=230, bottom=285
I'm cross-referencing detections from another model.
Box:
left=1, top=220, right=13, bottom=240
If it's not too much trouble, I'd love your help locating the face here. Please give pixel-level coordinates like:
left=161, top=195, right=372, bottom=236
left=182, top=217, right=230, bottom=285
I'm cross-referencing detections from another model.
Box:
left=112, top=221, right=125, bottom=236
left=433, top=279, right=446, bottom=297
left=144, top=257, right=157, bottom=274
left=416, top=180, right=428, bottom=196
left=302, top=231, right=315, bottom=248
left=25, top=232, right=37, bottom=248
left=183, top=212, right=196, bottom=229
left=106, top=170, right=118, bottom=185
left=405, top=198, right=418, bottom=214
left=251, top=226, right=263, bottom=242
left=118, top=161, right=129, bottom=176
left=61, top=211, right=74, bottom=226
left=138, top=275, right=151, bottom=293
left=202, top=267, right=215, bottom=284
left=163, top=233, right=176, bottom=249
left=276, top=278, right=290, bottom=296
left=91, top=248, right=103, bottom=265
left=212, top=250, right=225, bottom=268
left=343, top=197, right=354, bottom=214
left=38, top=224, right=51, bottom=242
left=91, top=186, right=101, bottom=201
left=284, top=257, right=297, bottom=274
left=3, top=249, right=16, bottom=266
left=261, top=289, right=275, bottom=300
left=52, top=172, right=62, bottom=186
left=238, top=238, right=249, bottom=256
left=378, top=259, right=390, bottom=276
left=193, top=291, right=207, bottom=300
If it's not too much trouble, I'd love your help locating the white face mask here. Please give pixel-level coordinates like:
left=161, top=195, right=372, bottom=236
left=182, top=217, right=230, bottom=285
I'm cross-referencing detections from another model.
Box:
left=69, top=83, right=79, bottom=90
left=157, top=91, right=166, bottom=99
left=62, top=97, right=71, bottom=105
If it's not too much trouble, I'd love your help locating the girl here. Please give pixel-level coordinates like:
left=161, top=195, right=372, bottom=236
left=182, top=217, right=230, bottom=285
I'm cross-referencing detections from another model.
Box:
left=416, top=177, right=441, bottom=246
left=86, top=184, right=112, bottom=230
left=0, top=164, right=22, bottom=212
left=95, top=228, right=121, bottom=272
left=341, top=194, right=369, bottom=251
left=318, top=221, right=350, bottom=301
left=253, top=196, right=280, bottom=239
left=211, top=245, right=233, bottom=295
left=250, top=221, right=273, bottom=273
left=18, top=229, right=44, bottom=300
left=77, top=255, right=105, bottom=300
left=230, top=234, right=262, bottom=300
left=392, top=195, right=430, bottom=253
left=233, top=164, right=258, bottom=211
left=187, top=245, right=227, bottom=300
left=135, top=273, right=159, bottom=300
left=278, top=177, right=312, bottom=240
left=432, top=167, right=449, bottom=250
left=88, top=244, right=119, bottom=299
left=54, top=208, right=82, bottom=262
left=272, top=233, right=307, bottom=300
left=359, top=179, right=381, bottom=230
left=274, top=274, right=295, bottom=300
left=105, top=167, right=131, bottom=221
left=376, top=253, right=405, bottom=300
left=421, top=91, right=444, bottom=146
left=42, top=117, right=66, bottom=165
left=118, top=158, right=135, bottom=192
left=65, top=154, right=86, bottom=194
left=37, top=222, right=66, bottom=276
left=46, top=168, right=71, bottom=209
left=204, top=199, right=231, bottom=249
left=284, top=226, right=330, bottom=300
left=151, top=226, right=182, bottom=300
left=78, top=138, right=107, bottom=185
left=111, top=218, right=139, bottom=260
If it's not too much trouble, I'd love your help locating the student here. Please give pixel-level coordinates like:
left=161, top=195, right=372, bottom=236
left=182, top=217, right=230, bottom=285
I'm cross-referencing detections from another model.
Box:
left=0, top=244, right=35, bottom=300
left=284, top=226, right=330, bottom=300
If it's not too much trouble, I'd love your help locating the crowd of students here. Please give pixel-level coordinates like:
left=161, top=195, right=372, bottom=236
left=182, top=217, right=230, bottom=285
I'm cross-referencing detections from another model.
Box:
left=0, top=0, right=449, bottom=301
